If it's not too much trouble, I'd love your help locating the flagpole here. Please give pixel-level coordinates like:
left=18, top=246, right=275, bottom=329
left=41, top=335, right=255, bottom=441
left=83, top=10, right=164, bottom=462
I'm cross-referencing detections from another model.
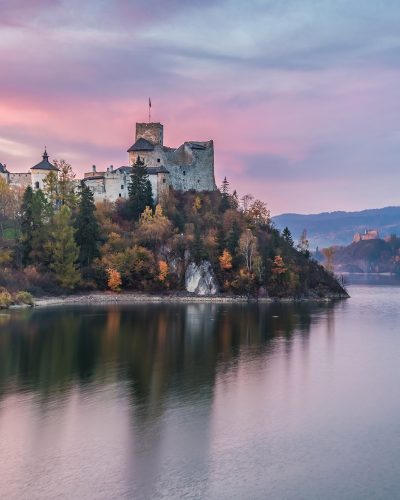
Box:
left=148, top=97, right=151, bottom=123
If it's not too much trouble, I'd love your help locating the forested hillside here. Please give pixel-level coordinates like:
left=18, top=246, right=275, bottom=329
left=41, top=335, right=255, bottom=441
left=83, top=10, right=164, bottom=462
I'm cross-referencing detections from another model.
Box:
left=0, top=164, right=347, bottom=305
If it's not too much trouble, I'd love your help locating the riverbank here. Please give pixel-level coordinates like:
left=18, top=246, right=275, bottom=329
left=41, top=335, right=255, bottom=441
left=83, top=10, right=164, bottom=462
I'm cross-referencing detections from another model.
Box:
left=32, top=291, right=349, bottom=307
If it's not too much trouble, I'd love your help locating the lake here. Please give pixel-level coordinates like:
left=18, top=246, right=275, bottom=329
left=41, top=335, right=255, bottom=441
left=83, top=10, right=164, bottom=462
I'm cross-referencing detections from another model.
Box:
left=1, top=284, right=400, bottom=499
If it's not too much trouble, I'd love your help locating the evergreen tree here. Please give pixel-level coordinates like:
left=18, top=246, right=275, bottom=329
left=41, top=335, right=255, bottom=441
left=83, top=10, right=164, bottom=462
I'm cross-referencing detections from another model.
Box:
left=220, top=176, right=230, bottom=212
left=127, top=156, right=154, bottom=220
left=50, top=206, right=80, bottom=289
left=75, top=181, right=100, bottom=266
left=226, top=219, right=241, bottom=258
left=20, top=187, right=50, bottom=265
left=30, top=189, right=51, bottom=264
left=282, top=227, right=294, bottom=246
left=20, top=186, right=34, bottom=264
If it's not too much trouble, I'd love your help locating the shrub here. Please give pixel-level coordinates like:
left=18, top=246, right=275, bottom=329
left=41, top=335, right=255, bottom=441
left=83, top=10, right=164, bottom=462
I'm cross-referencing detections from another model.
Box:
left=0, top=289, right=12, bottom=309
left=15, top=291, right=34, bottom=306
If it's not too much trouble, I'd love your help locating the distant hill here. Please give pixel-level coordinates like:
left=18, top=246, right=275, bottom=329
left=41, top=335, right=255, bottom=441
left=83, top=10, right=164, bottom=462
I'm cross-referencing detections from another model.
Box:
left=273, top=206, right=400, bottom=248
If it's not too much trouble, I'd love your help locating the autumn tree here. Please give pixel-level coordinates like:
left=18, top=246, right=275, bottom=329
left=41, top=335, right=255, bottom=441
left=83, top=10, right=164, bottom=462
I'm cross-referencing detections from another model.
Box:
left=75, top=181, right=100, bottom=266
left=127, top=156, right=153, bottom=220
left=247, top=199, right=270, bottom=227
left=158, top=260, right=169, bottom=283
left=43, top=171, right=59, bottom=210
left=322, top=247, right=336, bottom=273
left=50, top=206, right=80, bottom=289
left=107, top=268, right=122, bottom=292
left=239, top=229, right=257, bottom=270
left=137, top=204, right=172, bottom=249
left=54, top=159, right=77, bottom=209
left=219, top=249, right=233, bottom=270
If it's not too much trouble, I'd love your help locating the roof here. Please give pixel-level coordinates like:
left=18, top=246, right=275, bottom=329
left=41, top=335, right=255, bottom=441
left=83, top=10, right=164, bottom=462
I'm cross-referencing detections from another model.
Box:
left=127, top=137, right=155, bottom=152
left=31, top=149, right=59, bottom=171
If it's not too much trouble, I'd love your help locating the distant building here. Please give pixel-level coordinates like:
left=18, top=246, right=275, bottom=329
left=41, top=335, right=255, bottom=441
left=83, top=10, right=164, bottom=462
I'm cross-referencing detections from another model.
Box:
left=353, top=229, right=380, bottom=243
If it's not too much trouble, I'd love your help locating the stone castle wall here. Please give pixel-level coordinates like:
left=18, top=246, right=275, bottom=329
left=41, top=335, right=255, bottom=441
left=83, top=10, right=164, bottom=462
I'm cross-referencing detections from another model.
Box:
left=166, top=141, right=216, bottom=192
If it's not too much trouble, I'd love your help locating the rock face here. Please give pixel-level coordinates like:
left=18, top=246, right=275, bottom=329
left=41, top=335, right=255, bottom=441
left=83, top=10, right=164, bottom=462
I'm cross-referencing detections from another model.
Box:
left=185, top=261, right=219, bottom=296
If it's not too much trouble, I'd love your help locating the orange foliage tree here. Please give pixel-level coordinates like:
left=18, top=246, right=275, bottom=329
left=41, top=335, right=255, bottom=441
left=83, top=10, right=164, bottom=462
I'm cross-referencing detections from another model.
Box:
left=158, top=260, right=169, bottom=282
left=106, top=267, right=122, bottom=292
left=219, top=249, right=233, bottom=270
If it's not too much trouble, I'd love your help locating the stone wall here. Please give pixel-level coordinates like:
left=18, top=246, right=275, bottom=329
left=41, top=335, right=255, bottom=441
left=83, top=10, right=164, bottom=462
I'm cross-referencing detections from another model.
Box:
left=166, top=141, right=216, bottom=192
left=9, top=172, right=31, bottom=188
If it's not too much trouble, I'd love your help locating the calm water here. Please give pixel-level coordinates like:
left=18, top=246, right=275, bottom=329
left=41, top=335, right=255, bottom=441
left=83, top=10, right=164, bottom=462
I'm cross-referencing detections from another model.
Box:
left=1, top=285, right=400, bottom=499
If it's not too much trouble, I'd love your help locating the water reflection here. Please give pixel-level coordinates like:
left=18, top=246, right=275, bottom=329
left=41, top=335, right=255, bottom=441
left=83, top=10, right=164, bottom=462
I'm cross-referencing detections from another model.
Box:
left=0, top=302, right=339, bottom=404
left=0, top=301, right=348, bottom=500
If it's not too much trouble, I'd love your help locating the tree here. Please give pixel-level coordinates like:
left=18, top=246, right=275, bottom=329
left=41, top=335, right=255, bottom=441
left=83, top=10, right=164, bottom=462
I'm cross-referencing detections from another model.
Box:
left=241, top=193, right=254, bottom=213
left=106, top=268, right=122, bottom=292
left=271, top=255, right=287, bottom=275
left=20, top=187, right=50, bottom=265
left=297, top=229, right=310, bottom=258
left=54, top=159, right=77, bottom=209
left=239, top=229, right=257, bottom=271
left=219, top=249, right=233, bottom=270
left=127, top=156, right=154, bottom=220
left=0, top=178, right=22, bottom=241
left=322, top=247, right=336, bottom=273
left=247, top=199, right=270, bottom=227
left=158, top=260, right=169, bottom=282
left=75, top=181, right=100, bottom=267
left=282, top=227, right=294, bottom=246
left=20, top=186, right=34, bottom=264
left=220, top=177, right=230, bottom=212
left=50, top=206, right=80, bottom=289
left=226, top=219, right=241, bottom=260
left=43, top=171, right=58, bottom=210
left=137, top=204, right=172, bottom=249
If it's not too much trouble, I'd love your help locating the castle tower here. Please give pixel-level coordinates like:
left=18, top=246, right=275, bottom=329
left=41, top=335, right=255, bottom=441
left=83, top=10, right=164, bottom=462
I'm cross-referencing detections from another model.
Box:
left=135, top=122, right=163, bottom=146
left=31, top=149, right=59, bottom=191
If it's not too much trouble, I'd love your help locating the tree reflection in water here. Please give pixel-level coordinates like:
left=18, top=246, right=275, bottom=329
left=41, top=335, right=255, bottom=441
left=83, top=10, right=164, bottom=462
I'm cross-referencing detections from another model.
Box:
left=0, top=301, right=341, bottom=404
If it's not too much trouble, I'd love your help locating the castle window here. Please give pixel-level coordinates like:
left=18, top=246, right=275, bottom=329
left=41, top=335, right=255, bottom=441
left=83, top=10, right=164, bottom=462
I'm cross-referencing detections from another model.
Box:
left=163, top=178, right=166, bottom=184
left=157, top=158, right=160, bottom=163
left=119, top=193, right=121, bottom=197
left=183, top=170, right=186, bottom=175
left=197, top=179, right=200, bottom=183
left=35, top=181, right=39, bottom=189
left=121, top=184, right=124, bottom=189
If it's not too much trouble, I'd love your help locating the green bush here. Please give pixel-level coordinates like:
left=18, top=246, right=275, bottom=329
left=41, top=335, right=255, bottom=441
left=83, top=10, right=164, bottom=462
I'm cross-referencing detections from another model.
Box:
left=15, top=291, right=34, bottom=306
left=0, top=290, right=12, bottom=309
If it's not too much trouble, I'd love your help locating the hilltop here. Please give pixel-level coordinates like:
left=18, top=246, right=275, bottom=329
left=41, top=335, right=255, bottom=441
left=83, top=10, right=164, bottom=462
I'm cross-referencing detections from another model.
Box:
left=273, top=206, right=400, bottom=248
left=0, top=171, right=347, bottom=303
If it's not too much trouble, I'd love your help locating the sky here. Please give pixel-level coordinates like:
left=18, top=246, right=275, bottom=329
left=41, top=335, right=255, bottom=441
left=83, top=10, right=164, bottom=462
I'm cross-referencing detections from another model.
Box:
left=1, top=0, right=400, bottom=215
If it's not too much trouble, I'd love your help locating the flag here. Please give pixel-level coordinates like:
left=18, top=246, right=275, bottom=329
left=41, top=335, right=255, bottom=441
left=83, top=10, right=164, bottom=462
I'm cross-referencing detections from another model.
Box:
left=149, top=97, right=151, bottom=108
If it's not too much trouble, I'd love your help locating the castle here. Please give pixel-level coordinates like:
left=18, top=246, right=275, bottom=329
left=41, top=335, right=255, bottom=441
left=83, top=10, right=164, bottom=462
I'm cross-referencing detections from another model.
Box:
left=0, top=122, right=217, bottom=203
left=353, top=229, right=380, bottom=243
